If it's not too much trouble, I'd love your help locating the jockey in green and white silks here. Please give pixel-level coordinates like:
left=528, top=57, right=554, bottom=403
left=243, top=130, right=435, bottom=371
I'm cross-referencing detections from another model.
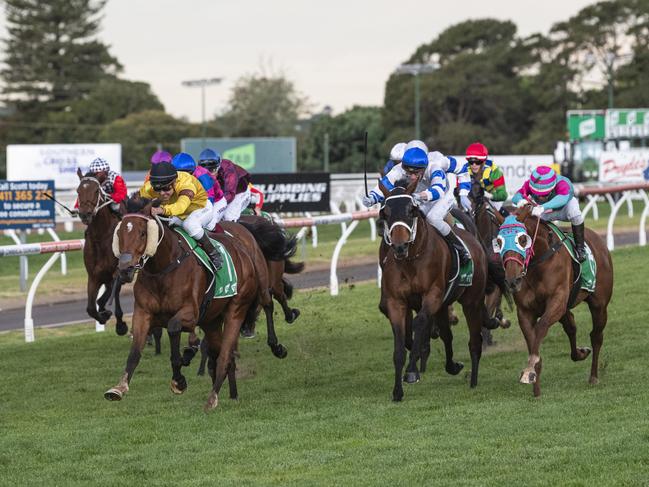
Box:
left=362, top=147, right=470, bottom=264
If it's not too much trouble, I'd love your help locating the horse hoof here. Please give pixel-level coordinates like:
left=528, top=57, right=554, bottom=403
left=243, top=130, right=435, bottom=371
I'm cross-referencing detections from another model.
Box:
left=589, top=376, right=599, bottom=385
left=97, top=310, right=112, bottom=324
left=445, top=361, right=464, bottom=376
left=271, top=344, right=288, bottom=359
left=240, top=329, right=256, bottom=339
left=204, top=392, right=219, bottom=412
left=500, top=319, right=511, bottom=329
left=115, top=321, right=128, bottom=336
left=430, top=326, right=440, bottom=339
left=486, top=318, right=500, bottom=330
left=449, top=316, right=459, bottom=326
left=104, top=388, right=123, bottom=401
left=286, top=309, right=300, bottom=324
left=519, top=369, right=536, bottom=384
left=403, top=371, right=420, bottom=384
left=171, top=378, right=187, bottom=395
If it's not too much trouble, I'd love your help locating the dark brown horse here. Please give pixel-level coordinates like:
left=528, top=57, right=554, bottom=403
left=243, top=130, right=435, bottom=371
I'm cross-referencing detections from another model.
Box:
left=75, top=169, right=128, bottom=335
left=105, top=198, right=288, bottom=410
left=377, top=181, right=494, bottom=401
left=497, top=205, right=613, bottom=396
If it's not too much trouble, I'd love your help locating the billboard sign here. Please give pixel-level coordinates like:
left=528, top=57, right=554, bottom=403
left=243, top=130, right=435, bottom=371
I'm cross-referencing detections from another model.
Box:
left=251, top=173, right=330, bottom=212
left=567, top=110, right=606, bottom=141
left=599, top=149, right=649, bottom=183
left=7, top=144, right=122, bottom=189
left=0, top=180, right=55, bottom=230
left=181, top=137, right=296, bottom=173
left=606, top=109, right=649, bottom=138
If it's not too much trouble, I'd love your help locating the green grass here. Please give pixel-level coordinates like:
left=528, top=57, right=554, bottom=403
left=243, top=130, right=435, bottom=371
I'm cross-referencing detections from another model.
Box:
left=1, top=246, right=647, bottom=485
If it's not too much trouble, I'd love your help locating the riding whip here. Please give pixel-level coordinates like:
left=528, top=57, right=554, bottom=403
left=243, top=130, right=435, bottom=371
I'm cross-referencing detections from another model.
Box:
left=363, top=131, right=369, bottom=197
left=43, top=192, right=76, bottom=216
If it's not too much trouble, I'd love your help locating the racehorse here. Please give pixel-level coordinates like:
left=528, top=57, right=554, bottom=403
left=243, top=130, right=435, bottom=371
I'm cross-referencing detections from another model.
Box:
left=467, top=178, right=512, bottom=332
left=75, top=169, right=128, bottom=336
left=496, top=204, right=613, bottom=396
left=377, top=180, right=494, bottom=402
left=104, top=197, right=289, bottom=410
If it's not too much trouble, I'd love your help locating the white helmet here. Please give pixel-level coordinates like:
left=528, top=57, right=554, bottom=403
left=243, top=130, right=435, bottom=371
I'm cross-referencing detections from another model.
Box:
left=405, top=139, right=428, bottom=154
left=389, top=142, right=407, bottom=162
left=427, top=151, right=448, bottom=170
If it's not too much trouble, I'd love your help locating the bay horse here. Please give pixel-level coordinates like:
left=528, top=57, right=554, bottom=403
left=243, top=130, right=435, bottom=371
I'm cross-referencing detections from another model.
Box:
left=496, top=204, right=613, bottom=396
left=75, top=169, right=128, bottom=336
left=105, top=197, right=288, bottom=410
left=377, top=180, right=493, bottom=402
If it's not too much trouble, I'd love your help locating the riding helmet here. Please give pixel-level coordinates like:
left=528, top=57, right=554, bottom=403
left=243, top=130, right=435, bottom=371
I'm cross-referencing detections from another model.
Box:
left=150, top=150, right=173, bottom=164
left=171, top=152, right=197, bottom=173
left=466, top=142, right=488, bottom=161
left=401, top=148, right=428, bottom=169
left=405, top=139, right=428, bottom=154
left=389, top=142, right=407, bottom=162
left=198, top=148, right=222, bottom=170
left=149, top=162, right=177, bottom=186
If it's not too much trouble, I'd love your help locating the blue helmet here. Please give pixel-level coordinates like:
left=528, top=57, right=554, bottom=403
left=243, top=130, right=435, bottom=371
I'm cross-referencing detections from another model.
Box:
left=402, top=147, right=428, bottom=169
left=198, top=148, right=222, bottom=170
left=171, top=152, right=196, bottom=173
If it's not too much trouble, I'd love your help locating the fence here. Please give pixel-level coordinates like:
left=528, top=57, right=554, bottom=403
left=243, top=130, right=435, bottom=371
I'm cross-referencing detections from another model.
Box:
left=2, top=180, right=649, bottom=342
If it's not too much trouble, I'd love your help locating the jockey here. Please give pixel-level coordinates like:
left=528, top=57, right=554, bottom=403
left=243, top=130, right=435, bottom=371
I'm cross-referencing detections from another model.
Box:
left=197, top=148, right=252, bottom=222
left=171, top=152, right=227, bottom=230
left=465, top=142, right=508, bottom=213
left=248, top=183, right=264, bottom=216
left=382, top=142, right=407, bottom=175
left=85, top=157, right=127, bottom=214
left=362, top=147, right=470, bottom=264
left=431, top=151, right=473, bottom=213
left=511, top=165, right=586, bottom=262
left=140, top=161, right=222, bottom=270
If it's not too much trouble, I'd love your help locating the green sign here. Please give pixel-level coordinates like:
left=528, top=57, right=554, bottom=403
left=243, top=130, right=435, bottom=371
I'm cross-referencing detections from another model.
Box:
left=606, top=109, right=649, bottom=138
left=567, top=111, right=606, bottom=141
left=223, top=143, right=256, bottom=170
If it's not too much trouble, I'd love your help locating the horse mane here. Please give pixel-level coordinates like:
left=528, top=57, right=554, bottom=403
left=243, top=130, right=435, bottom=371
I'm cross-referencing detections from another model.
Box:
left=125, top=193, right=152, bottom=214
left=83, top=171, right=96, bottom=178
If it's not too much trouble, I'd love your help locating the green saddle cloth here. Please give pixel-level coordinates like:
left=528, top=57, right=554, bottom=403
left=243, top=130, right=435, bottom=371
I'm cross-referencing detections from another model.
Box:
left=173, top=228, right=238, bottom=298
left=546, top=222, right=597, bottom=293
left=241, top=208, right=273, bottom=221
left=457, top=238, right=474, bottom=287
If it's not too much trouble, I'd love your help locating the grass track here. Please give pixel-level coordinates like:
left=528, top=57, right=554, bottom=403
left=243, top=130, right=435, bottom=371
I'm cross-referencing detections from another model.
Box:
left=1, top=247, right=649, bottom=485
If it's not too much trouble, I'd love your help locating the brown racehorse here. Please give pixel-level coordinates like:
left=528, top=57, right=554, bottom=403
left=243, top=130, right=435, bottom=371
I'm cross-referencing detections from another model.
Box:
left=75, top=170, right=128, bottom=335
left=104, top=197, right=288, bottom=410
left=497, top=205, right=613, bottom=397
left=377, top=181, right=494, bottom=402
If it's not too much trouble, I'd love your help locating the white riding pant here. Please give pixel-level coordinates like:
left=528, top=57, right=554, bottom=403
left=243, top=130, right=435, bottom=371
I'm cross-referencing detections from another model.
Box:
left=208, top=197, right=228, bottom=229
left=223, top=187, right=251, bottom=222
left=171, top=201, right=213, bottom=239
left=542, top=197, right=584, bottom=225
left=421, top=191, right=454, bottom=236
left=491, top=201, right=504, bottom=211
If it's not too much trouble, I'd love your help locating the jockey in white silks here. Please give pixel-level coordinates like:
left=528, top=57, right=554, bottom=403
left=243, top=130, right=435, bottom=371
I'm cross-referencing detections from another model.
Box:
left=362, top=146, right=470, bottom=264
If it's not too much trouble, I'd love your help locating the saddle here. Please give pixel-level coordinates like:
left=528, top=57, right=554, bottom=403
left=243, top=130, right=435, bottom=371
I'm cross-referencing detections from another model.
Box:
left=440, top=231, right=474, bottom=305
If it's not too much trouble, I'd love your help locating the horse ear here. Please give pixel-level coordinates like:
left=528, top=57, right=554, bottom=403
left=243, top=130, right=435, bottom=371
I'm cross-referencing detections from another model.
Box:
left=77, top=168, right=83, bottom=180
left=378, top=181, right=389, bottom=197
left=405, top=178, right=418, bottom=195
left=516, top=204, right=532, bottom=222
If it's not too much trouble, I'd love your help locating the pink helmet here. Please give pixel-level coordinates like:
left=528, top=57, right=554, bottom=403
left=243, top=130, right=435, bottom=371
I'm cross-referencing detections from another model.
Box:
left=528, top=166, right=558, bottom=196
left=150, top=150, right=172, bottom=164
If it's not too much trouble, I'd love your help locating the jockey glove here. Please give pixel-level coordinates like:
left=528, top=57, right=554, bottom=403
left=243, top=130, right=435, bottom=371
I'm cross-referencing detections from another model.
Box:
left=531, top=206, right=545, bottom=217
left=362, top=194, right=377, bottom=207
left=460, top=195, right=473, bottom=212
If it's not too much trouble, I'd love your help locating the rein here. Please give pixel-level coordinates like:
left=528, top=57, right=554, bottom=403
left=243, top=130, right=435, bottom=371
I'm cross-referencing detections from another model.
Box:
left=121, top=213, right=165, bottom=271
left=79, top=177, right=113, bottom=216
left=381, top=194, right=422, bottom=260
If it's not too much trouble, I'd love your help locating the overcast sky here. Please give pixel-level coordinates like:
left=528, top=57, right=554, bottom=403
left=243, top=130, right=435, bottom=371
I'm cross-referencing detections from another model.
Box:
left=3, top=0, right=596, bottom=122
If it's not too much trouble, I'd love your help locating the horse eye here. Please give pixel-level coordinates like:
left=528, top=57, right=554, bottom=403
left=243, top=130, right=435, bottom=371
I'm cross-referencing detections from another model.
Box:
left=140, top=230, right=146, bottom=237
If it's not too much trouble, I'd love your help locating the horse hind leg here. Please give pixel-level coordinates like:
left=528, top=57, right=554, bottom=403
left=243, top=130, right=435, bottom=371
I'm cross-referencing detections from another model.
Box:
left=461, top=303, right=485, bottom=388
left=273, top=278, right=300, bottom=324
left=197, top=338, right=209, bottom=376
left=559, top=311, right=591, bottom=362
left=227, top=356, right=238, bottom=400
left=182, top=331, right=201, bottom=366
left=435, top=309, right=464, bottom=376
left=262, top=300, right=288, bottom=359
left=587, top=303, right=608, bottom=385
left=95, top=281, right=113, bottom=324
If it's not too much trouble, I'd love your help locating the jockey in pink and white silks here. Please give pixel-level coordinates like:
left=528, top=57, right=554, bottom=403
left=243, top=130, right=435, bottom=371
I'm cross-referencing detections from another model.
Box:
left=362, top=147, right=470, bottom=264
left=511, top=165, right=586, bottom=262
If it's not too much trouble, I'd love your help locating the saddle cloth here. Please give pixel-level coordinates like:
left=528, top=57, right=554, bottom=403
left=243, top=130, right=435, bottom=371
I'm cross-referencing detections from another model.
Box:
left=173, top=228, right=238, bottom=298
left=546, top=222, right=597, bottom=293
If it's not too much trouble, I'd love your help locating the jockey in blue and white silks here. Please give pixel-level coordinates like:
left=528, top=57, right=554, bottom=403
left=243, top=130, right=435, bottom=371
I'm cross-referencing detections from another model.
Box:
left=428, top=151, right=473, bottom=213
left=362, top=147, right=470, bottom=264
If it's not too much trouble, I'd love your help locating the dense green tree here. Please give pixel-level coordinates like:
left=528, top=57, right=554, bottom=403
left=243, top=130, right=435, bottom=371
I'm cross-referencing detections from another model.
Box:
left=99, top=110, right=199, bottom=170
left=220, top=74, right=310, bottom=137
left=300, top=106, right=385, bottom=172
left=1, top=0, right=122, bottom=114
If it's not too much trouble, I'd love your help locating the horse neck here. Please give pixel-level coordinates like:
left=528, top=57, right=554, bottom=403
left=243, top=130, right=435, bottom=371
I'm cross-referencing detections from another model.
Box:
left=525, top=218, right=551, bottom=262
left=143, top=224, right=179, bottom=274
left=87, top=205, right=118, bottom=239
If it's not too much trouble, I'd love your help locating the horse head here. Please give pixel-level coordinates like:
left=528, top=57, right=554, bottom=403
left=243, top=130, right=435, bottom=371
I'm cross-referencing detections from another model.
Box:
left=378, top=178, right=420, bottom=259
left=469, top=177, right=485, bottom=211
left=112, top=195, right=162, bottom=283
left=494, top=213, right=534, bottom=292
left=76, top=169, right=110, bottom=225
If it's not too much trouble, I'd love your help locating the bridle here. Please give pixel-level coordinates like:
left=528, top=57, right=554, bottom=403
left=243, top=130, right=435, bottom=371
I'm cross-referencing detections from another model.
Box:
left=381, top=194, right=419, bottom=257
left=79, top=176, right=113, bottom=216
left=120, top=213, right=165, bottom=271
left=499, top=217, right=541, bottom=278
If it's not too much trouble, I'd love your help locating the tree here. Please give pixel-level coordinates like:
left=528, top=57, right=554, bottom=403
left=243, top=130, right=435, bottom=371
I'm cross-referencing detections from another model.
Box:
left=1, top=0, right=122, bottom=115
left=99, top=110, right=199, bottom=170
left=220, top=74, right=310, bottom=137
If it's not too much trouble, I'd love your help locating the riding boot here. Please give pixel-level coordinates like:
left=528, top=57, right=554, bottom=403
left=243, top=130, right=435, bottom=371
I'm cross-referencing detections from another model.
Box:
left=572, top=222, right=587, bottom=262
left=444, top=231, right=470, bottom=266
left=197, top=234, right=223, bottom=271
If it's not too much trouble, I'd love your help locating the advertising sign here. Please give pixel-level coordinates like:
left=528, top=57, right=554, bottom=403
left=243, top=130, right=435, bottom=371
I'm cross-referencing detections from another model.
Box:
left=598, top=150, right=649, bottom=183
left=251, top=173, right=330, bottom=212
left=0, top=180, right=55, bottom=230
left=606, top=109, right=649, bottom=138
left=7, top=144, right=122, bottom=189
left=567, top=110, right=606, bottom=141
left=182, top=137, right=296, bottom=173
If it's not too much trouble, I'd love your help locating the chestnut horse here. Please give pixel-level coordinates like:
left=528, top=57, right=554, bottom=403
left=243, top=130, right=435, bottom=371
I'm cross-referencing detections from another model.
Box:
left=105, top=198, right=288, bottom=410
left=377, top=181, right=493, bottom=402
left=75, top=170, right=128, bottom=335
left=496, top=205, right=613, bottom=396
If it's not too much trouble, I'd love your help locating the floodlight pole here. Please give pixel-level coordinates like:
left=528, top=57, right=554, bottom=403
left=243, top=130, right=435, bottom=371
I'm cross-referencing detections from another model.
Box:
left=181, top=77, right=223, bottom=146
left=393, top=63, right=439, bottom=140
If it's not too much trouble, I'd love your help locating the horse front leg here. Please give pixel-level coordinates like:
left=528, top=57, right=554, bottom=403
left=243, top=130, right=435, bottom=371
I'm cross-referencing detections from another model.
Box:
left=435, top=307, right=464, bottom=377
left=95, top=280, right=113, bottom=323
left=262, top=298, right=288, bottom=359
left=381, top=296, right=408, bottom=401
left=104, top=307, right=151, bottom=401
left=111, top=278, right=128, bottom=336
left=461, top=303, right=485, bottom=388
left=559, top=311, right=592, bottom=362
left=182, top=331, right=201, bottom=366
left=85, top=277, right=103, bottom=323
left=168, top=307, right=198, bottom=395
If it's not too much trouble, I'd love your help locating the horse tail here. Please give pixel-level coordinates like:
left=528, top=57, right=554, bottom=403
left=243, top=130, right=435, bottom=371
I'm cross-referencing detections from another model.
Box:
left=487, top=258, right=514, bottom=310
left=282, top=277, right=294, bottom=300
left=284, top=258, right=305, bottom=274
left=238, top=219, right=304, bottom=267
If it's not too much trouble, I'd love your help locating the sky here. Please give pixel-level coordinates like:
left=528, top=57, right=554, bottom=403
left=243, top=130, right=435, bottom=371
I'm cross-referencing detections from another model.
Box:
left=2, top=0, right=596, bottom=122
